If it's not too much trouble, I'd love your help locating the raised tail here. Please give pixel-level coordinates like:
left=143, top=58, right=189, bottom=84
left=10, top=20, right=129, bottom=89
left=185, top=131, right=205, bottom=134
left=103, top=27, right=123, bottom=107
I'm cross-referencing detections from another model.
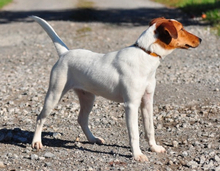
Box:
left=31, top=16, right=69, bottom=57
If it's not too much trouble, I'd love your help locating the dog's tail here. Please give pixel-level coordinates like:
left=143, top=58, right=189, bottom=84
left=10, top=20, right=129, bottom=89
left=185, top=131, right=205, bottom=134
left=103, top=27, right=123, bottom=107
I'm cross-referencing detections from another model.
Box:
left=31, top=16, right=69, bottom=57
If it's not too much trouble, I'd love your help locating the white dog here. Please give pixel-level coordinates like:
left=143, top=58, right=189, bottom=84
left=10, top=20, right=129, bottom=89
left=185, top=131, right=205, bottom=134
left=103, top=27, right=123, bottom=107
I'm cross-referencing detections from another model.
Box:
left=31, top=16, right=201, bottom=162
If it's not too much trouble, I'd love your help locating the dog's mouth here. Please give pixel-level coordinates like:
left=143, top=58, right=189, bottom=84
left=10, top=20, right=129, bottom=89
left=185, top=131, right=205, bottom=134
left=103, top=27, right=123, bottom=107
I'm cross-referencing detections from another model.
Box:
left=185, top=44, right=193, bottom=48
left=180, top=44, right=194, bottom=49
left=181, top=38, right=202, bottom=49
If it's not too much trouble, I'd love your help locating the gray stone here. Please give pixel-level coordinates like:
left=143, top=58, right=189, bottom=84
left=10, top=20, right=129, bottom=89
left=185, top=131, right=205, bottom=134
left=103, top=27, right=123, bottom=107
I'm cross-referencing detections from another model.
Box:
left=182, top=151, right=188, bottom=157
left=0, top=161, right=6, bottom=168
left=172, top=140, right=178, bottom=147
left=188, top=160, right=198, bottom=169
left=45, top=162, right=52, bottom=167
left=52, top=132, right=62, bottom=139
left=44, top=152, right=55, bottom=158
left=39, top=156, right=45, bottom=160
left=215, top=155, right=220, bottom=163
left=31, top=154, right=39, bottom=160
left=215, top=165, right=220, bottom=171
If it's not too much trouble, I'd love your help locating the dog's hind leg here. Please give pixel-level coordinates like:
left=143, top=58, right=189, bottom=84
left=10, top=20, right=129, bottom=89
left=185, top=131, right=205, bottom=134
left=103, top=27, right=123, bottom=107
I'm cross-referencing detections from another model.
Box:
left=76, top=90, right=104, bottom=144
left=32, top=68, right=68, bottom=150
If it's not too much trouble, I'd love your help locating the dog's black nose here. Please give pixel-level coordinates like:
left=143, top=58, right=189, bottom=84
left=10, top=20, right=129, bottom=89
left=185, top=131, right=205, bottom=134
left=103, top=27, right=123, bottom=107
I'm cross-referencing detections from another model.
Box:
left=199, top=38, right=202, bottom=43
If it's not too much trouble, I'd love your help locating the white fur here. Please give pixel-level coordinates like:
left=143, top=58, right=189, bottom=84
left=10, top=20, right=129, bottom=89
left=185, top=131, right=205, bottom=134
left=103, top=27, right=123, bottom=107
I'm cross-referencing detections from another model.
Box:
left=30, top=16, right=176, bottom=162
left=136, top=23, right=173, bottom=58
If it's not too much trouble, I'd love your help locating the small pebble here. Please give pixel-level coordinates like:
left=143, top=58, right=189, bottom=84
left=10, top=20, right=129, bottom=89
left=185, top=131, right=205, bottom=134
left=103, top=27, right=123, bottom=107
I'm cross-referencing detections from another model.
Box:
left=187, top=160, right=198, bottom=169
left=214, top=88, right=219, bottom=92
left=172, top=140, right=178, bottom=147
left=31, top=154, right=39, bottom=160
left=44, top=152, right=55, bottom=158
left=0, top=161, right=5, bottom=168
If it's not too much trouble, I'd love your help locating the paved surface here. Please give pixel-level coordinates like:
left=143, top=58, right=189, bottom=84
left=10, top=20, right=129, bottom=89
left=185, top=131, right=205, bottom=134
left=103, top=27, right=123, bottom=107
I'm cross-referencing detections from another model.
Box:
left=1, top=0, right=186, bottom=24
left=3, top=0, right=75, bottom=11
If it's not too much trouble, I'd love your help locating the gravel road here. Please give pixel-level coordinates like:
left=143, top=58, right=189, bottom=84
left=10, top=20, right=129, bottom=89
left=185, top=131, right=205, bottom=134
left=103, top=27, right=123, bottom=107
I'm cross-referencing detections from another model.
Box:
left=0, top=0, right=220, bottom=170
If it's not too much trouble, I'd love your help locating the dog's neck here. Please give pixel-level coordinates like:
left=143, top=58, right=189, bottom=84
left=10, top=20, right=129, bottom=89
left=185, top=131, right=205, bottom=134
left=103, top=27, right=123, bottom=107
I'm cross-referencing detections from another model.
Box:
left=135, top=23, right=174, bottom=59
left=134, top=43, right=161, bottom=59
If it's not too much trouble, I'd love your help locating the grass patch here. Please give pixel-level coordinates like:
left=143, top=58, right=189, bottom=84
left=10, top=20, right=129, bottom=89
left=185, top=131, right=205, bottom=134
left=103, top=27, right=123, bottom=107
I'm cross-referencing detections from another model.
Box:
left=76, top=26, right=92, bottom=34
left=154, top=0, right=220, bottom=34
left=76, top=0, right=94, bottom=9
left=0, top=0, right=12, bottom=8
left=72, top=0, right=96, bottom=22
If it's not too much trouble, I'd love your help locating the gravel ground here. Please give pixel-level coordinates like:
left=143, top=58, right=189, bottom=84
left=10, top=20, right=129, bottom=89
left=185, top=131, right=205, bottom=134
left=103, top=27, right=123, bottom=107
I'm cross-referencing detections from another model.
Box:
left=0, top=0, right=220, bottom=170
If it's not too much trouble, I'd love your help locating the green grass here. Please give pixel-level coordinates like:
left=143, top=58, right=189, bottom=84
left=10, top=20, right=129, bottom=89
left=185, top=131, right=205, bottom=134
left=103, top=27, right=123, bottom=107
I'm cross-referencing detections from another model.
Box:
left=156, top=0, right=216, bottom=8
left=154, top=0, right=220, bottom=34
left=0, top=0, right=12, bottom=8
left=76, top=26, right=92, bottom=34
left=76, top=0, right=94, bottom=9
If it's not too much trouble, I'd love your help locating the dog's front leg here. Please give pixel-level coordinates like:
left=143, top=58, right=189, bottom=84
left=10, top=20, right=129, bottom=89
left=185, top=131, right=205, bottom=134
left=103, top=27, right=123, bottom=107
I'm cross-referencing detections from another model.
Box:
left=125, top=102, right=148, bottom=162
left=141, top=82, right=166, bottom=153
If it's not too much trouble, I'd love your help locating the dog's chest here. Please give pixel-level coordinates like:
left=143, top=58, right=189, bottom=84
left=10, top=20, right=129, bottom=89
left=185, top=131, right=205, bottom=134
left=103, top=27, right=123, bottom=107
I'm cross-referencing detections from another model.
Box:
left=136, top=56, right=160, bottom=79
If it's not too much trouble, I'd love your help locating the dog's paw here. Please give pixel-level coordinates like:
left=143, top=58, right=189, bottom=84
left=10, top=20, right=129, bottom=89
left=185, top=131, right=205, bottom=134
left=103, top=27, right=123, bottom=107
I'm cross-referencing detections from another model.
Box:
left=32, top=141, right=43, bottom=150
left=94, top=137, right=105, bottom=145
left=134, top=154, right=148, bottom=162
left=150, top=145, right=166, bottom=153
left=89, top=137, right=105, bottom=145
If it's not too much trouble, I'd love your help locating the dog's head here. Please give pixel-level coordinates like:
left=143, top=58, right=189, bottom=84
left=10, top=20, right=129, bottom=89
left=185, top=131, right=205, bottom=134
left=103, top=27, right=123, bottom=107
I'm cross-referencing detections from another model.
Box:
left=136, top=17, right=201, bottom=57
left=150, top=17, right=201, bottom=50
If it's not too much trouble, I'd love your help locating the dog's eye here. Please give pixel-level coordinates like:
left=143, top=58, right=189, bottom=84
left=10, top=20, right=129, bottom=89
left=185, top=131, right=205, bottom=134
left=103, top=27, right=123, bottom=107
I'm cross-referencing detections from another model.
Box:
left=180, top=28, right=184, bottom=31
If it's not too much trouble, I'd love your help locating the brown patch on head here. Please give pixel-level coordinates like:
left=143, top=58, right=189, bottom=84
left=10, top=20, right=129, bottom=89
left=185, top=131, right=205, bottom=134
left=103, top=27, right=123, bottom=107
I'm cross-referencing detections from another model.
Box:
left=149, top=17, right=166, bottom=26
left=157, top=21, right=178, bottom=45
left=150, top=17, right=178, bottom=38
left=149, top=17, right=201, bottom=50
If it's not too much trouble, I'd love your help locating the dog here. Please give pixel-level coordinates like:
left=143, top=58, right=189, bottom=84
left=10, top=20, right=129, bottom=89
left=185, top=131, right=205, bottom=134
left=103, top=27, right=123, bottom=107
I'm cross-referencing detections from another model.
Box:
left=31, top=16, right=201, bottom=162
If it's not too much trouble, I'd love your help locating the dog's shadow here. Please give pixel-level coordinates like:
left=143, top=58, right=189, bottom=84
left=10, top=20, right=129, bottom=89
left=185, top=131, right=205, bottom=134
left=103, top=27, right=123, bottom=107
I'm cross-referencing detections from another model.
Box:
left=0, top=128, right=131, bottom=158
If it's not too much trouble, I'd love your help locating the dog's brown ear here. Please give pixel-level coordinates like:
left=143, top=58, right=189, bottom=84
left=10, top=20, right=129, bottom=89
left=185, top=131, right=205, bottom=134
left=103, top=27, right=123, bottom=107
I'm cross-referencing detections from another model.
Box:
left=157, top=21, right=178, bottom=39
left=149, top=17, right=166, bottom=26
